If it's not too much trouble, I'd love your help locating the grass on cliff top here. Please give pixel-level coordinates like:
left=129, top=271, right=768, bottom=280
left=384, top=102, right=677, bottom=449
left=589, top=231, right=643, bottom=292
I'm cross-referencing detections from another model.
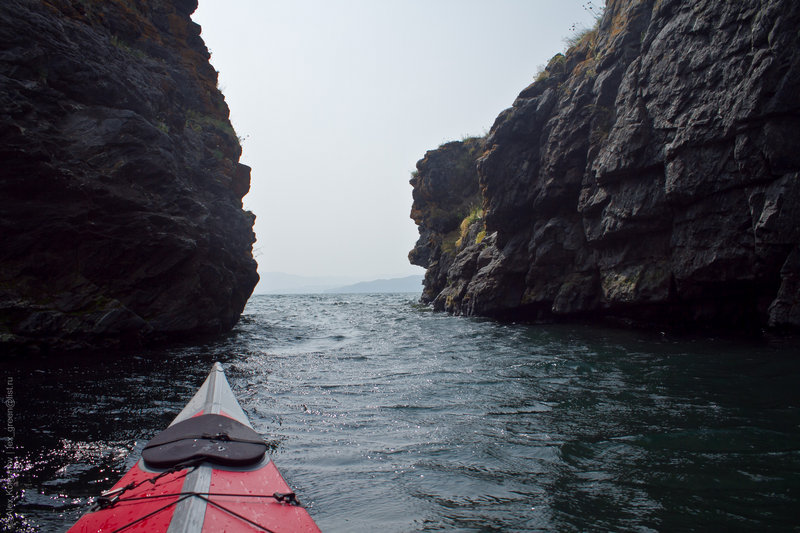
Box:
left=534, top=2, right=605, bottom=82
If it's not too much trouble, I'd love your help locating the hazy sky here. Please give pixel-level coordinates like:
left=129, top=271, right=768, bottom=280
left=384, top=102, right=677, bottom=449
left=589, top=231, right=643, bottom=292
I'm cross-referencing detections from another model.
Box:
left=192, top=1, right=597, bottom=281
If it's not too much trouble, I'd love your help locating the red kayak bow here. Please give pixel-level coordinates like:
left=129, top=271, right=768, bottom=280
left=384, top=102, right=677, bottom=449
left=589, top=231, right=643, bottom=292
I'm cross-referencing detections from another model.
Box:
left=68, top=362, right=320, bottom=532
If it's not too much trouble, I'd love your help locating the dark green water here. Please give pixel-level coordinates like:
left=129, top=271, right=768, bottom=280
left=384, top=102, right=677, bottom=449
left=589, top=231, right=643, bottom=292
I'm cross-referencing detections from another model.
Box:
left=1, top=294, right=799, bottom=531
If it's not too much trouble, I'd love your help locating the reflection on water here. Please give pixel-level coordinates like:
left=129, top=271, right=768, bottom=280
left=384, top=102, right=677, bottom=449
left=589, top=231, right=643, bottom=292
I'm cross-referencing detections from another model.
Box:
left=1, top=294, right=799, bottom=532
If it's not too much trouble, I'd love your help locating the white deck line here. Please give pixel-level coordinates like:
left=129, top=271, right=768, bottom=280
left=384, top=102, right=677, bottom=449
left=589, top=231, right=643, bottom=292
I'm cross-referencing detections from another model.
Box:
left=165, top=362, right=223, bottom=533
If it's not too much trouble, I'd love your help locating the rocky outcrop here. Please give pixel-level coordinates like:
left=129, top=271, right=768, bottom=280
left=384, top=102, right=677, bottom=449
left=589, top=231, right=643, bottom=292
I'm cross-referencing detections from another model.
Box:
left=410, top=0, right=800, bottom=330
left=0, top=0, right=259, bottom=354
left=409, top=138, right=485, bottom=305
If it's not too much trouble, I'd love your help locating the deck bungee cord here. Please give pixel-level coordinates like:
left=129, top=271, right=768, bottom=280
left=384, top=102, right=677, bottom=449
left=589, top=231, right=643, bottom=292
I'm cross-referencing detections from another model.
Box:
left=94, top=488, right=303, bottom=533
left=93, top=458, right=201, bottom=510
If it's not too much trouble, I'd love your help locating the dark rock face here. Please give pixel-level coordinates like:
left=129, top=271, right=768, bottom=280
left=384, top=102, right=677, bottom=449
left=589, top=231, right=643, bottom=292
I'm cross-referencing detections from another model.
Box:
left=0, top=0, right=259, bottom=353
left=409, top=0, right=800, bottom=330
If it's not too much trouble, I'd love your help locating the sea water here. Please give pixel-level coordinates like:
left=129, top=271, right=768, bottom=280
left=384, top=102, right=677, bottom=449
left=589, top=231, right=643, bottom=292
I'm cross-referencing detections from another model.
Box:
left=1, top=293, right=799, bottom=531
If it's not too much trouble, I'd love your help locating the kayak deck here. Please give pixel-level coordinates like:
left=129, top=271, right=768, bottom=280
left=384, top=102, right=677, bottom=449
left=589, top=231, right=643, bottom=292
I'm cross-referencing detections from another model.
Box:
left=68, top=363, right=320, bottom=533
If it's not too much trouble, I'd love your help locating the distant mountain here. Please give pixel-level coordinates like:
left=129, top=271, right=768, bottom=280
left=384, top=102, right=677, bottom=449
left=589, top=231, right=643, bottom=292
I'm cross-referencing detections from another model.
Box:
left=254, top=272, right=359, bottom=294
left=326, top=275, right=423, bottom=294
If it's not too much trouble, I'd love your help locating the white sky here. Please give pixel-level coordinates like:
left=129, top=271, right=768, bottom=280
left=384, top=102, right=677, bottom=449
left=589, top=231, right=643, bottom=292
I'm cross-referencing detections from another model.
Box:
left=192, top=1, right=597, bottom=281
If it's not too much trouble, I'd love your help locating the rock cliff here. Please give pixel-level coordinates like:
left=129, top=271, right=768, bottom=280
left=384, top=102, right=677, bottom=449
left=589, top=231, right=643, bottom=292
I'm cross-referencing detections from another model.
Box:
left=410, top=0, right=800, bottom=330
left=0, top=0, right=259, bottom=353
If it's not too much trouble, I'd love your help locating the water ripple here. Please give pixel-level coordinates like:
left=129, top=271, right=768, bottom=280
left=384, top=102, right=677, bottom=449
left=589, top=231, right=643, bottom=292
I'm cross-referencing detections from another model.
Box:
left=2, top=294, right=799, bottom=531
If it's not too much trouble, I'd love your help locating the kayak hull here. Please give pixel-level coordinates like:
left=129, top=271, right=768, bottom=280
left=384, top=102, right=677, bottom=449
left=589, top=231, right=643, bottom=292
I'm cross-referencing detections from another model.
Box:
left=68, top=363, right=320, bottom=533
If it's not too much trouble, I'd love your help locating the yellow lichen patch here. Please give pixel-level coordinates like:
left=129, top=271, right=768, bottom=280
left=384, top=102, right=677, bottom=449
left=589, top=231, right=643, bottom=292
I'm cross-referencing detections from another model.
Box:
left=600, top=269, right=639, bottom=303
left=441, top=229, right=461, bottom=255
left=601, top=264, right=672, bottom=304
left=455, top=205, right=484, bottom=248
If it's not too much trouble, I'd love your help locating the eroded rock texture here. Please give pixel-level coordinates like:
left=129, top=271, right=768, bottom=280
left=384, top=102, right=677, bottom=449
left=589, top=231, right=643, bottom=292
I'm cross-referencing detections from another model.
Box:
left=0, top=0, right=259, bottom=353
left=410, top=0, right=800, bottom=330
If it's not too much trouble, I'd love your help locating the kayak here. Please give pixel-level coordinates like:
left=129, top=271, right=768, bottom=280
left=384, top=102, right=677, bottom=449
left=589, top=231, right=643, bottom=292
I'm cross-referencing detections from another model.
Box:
left=68, top=362, right=320, bottom=532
